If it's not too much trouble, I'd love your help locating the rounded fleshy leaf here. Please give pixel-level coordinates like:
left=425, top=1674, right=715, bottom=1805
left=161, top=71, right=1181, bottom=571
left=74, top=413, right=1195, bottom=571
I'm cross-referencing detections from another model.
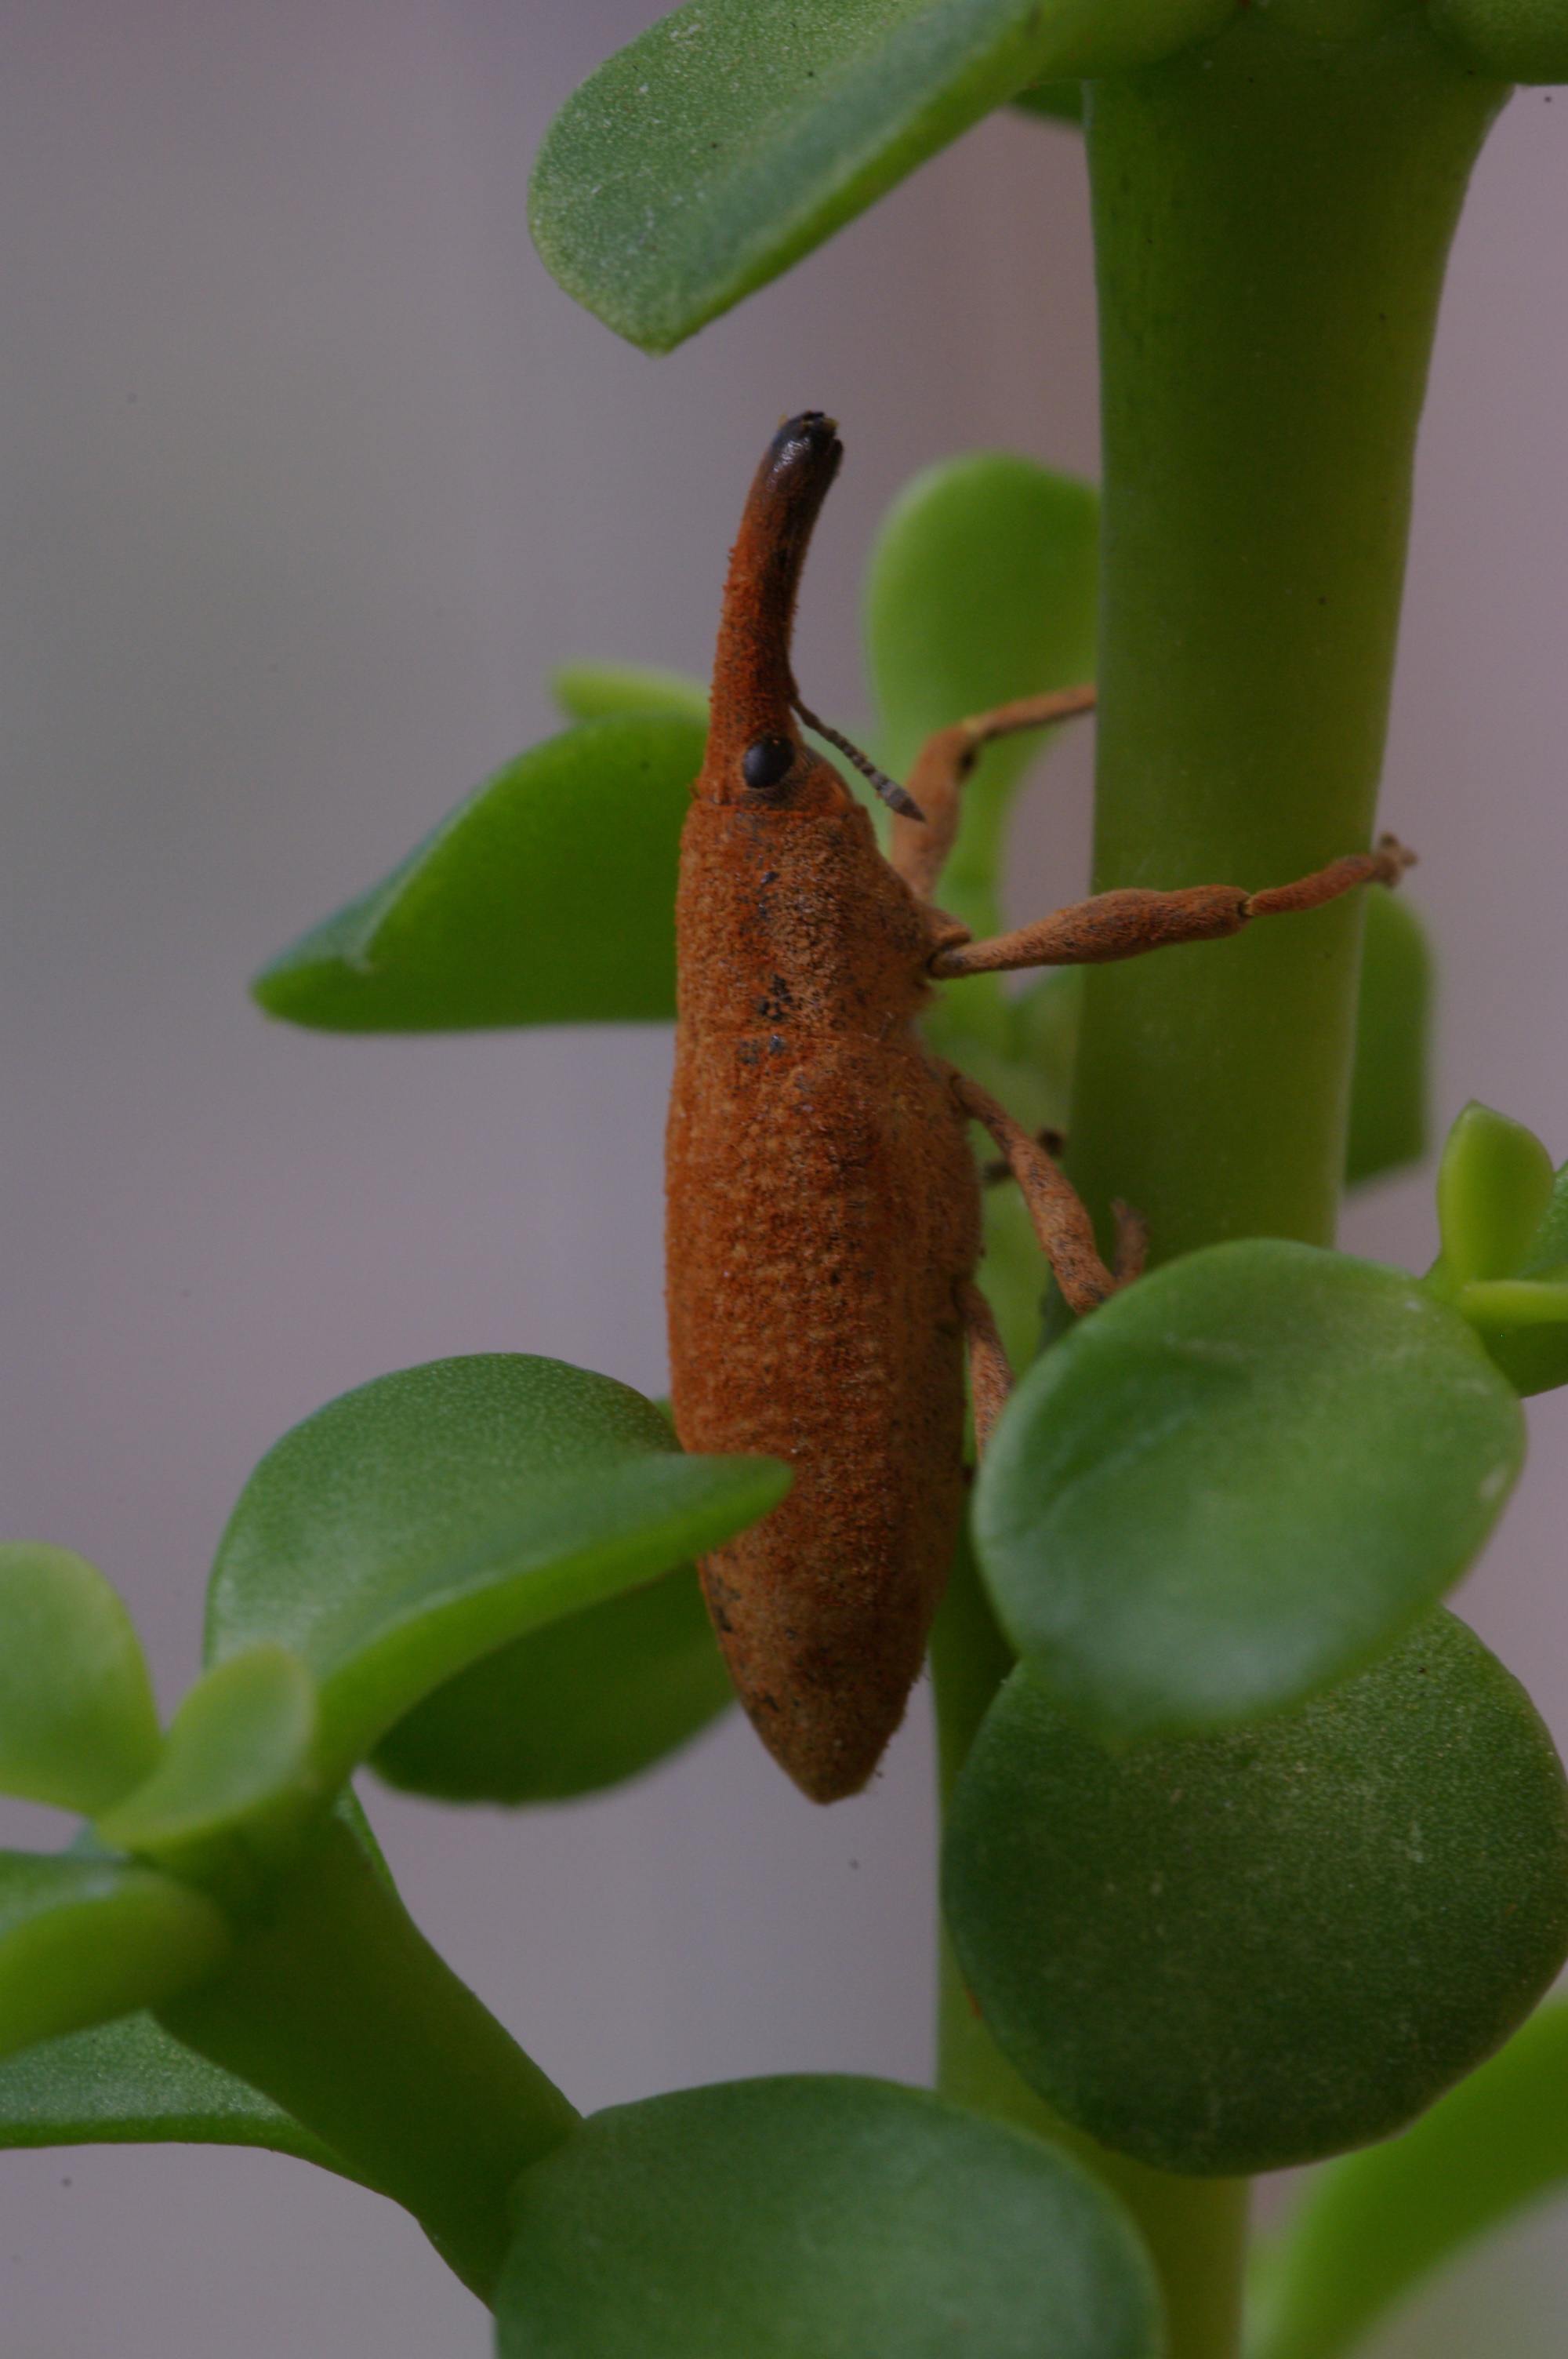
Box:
left=943, top=1615, right=1568, bottom=2175
left=550, top=661, right=707, bottom=724
left=1430, top=0, right=1568, bottom=78
left=1345, top=890, right=1431, bottom=1187
left=0, top=2011, right=358, bottom=2179
left=0, top=1852, right=231, bottom=2066
left=374, top=1565, right=731, bottom=1805
left=0, top=1544, right=161, bottom=1813
left=206, top=1355, right=786, bottom=1782
left=528, top=0, right=1236, bottom=353
left=1434, top=1100, right=1555, bottom=1285
left=498, top=2075, right=1160, bottom=2359
left=252, top=714, right=705, bottom=1031
left=1253, top=1999, right=1568, bottom=2359
left=975, top=1241, right=1523, bottom=1743
left=97, top=1648, right=321, bottom=1904
left=866, top=454, right=1098, bottom=783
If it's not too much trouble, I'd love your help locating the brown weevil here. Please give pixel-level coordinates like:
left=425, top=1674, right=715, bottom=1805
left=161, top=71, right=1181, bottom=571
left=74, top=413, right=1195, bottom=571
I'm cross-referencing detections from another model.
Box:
left=666, top=413, right=1410, bottom=1804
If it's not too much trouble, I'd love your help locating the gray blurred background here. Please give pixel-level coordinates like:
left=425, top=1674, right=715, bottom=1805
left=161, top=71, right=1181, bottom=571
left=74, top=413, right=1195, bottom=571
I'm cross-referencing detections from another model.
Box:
left=0, top=6, right=1563, bottom=2351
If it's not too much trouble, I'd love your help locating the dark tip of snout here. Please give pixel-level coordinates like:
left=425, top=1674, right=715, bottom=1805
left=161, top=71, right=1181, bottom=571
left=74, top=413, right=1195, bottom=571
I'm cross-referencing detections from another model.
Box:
left=767, top=410, right=842, bottom=489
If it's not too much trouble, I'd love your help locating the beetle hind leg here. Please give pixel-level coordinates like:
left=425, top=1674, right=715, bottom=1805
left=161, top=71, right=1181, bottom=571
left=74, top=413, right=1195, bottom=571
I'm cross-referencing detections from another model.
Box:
left=956, top=1279, right=1011, bottom=1456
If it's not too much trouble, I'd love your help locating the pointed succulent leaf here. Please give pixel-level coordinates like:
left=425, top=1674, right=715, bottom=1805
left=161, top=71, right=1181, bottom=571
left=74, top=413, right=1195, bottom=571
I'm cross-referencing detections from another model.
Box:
left=252, top=713, right=706, bottom=1031
left=944, top=1614, right=1568, bottom=2176
left=0, top=1852, right=232, bottom=2066
left=0, top=2010, right=360, bottom=2179
left=0, top=1544, right=161, bottom=1813
left=373, top=1564, right=731, bottom=1805
left=1253, top=2000, right=1568, bottom=2359
left=1430, top=0, right=1568, bottom=78
left=498, top=2075, right=1160, bottom=2359
left=1463, top=1286, right=1568, bottom=1397
left=1345, top=890, right=1432, bottom=1187
left=528, top=0, right=1236, bottom=352
left=975, top=1241, right=1523, bottom=1743
left=1442, top=1154, right=1568, bottom=1397
left=1433, top=1100, right=1555, bottom=1288
left=551, top=661, right=708, bottom=724
left=97, top=1648, right=322, bottom=1905
left=1013, top=81, right=1083, bottom=122
left=205, top=1354, right=786, bottom=1782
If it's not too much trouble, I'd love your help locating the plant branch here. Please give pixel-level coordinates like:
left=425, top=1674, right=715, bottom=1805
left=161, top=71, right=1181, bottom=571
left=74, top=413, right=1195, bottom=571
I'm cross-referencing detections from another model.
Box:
left=158, top=1815, right=578, bottom=2302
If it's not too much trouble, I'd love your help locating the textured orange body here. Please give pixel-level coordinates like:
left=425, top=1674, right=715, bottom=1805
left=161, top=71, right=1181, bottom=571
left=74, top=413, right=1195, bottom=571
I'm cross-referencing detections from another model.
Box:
left=664, top=414, right=1409, bottom=1801
left=666, top=416, right=982, bottom=1802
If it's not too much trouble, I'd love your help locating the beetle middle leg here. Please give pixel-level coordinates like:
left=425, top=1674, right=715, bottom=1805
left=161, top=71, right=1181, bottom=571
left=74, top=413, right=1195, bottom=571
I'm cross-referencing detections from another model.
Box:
left=932, top=837, right=1415, bottom=980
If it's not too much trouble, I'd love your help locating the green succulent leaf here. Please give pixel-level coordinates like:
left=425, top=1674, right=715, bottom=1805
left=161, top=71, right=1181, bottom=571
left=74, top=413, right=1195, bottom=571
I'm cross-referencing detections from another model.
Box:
left=528, top=0, right=1236, bottom=353
left=0, top=1544, right=161, bottom=1814
left=550, top=661, right=708, bottom=724
left=96, top=1648, right=322, bottom=1906
left=943, top=1613, right=1568, bottom=2176
left=1433, top=1100, right=1555, bottom=1287
left=1013, top=80, right=1084, bottom=122
left=1344, top=890, right=1432, bottom=1187
left=498, top=2074, right=1160, bottom=2359
left=1252, top=1999, right=1568, bottom=2359
left=374, top=1564, right=731, bottom=1805
left=1464, top=1279, right=1568, bottom=1398
left=975, top=1241, right=1523, bottom=1743
left=205, top=1355, right=785, bottom=1783
left=252, top=713, right=706, bottom=1031
left=867, top=453, right=1098, bottom=783
left=1430, top=1127, right=1568, bottom=1395
left=0, top=2010, right=360, bottom=2179
left=869, top=453, right=1097, bottom=955
left=1430, top=0, right=1568, bottom=78
left=0, top=1852, right=232, bottom=2066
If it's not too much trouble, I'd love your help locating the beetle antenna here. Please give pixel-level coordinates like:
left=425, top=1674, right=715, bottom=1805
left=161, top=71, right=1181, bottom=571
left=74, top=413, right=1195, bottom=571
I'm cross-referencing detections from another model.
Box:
left=791, top=696, right=926, bottom=823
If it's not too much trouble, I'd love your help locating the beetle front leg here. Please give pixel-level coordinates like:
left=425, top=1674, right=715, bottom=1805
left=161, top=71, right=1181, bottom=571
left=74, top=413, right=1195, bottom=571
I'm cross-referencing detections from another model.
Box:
left=931, top=836, right=1414, bottom=980
left=889, top=685, right=1097, bottom=903
left=942, top=1064, right=1145, bottom=1318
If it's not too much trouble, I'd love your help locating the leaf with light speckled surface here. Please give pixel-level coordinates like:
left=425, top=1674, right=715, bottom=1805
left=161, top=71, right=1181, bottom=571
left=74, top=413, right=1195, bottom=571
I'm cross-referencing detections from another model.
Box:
left=944, top=1615, right=1568, bottom=2174
left=529, top=0, right=1238, bottom=351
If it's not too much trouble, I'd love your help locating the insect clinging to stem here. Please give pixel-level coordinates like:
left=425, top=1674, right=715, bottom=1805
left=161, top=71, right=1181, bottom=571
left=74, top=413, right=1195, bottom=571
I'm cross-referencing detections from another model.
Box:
left=666, top=411, right=1413, bottom=1806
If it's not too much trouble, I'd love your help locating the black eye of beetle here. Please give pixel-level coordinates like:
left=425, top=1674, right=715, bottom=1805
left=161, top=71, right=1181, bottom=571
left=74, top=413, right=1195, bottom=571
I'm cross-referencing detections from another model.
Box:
left=742, top=736, right=796, bottom=794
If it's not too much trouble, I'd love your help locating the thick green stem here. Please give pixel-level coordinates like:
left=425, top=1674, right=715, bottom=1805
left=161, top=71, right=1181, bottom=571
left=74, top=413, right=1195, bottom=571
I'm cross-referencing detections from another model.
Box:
left=1073, top=9, right=1505, bottom=1260
left=935, top=14, right=1505, bottom=2357
left=158, top=1816, right=579, bottom=2303
left=1069, top=13, right=1502, bottom=2352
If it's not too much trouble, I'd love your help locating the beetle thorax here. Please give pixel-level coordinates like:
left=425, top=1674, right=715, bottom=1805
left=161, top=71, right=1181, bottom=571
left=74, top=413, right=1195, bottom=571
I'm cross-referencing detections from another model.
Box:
left=676, top=800, right=933, bottom=1039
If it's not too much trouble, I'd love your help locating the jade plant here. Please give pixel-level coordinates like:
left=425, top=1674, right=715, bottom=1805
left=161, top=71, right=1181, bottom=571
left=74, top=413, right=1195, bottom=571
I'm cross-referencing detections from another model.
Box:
left=5, top=3, right=1568, bottom=2354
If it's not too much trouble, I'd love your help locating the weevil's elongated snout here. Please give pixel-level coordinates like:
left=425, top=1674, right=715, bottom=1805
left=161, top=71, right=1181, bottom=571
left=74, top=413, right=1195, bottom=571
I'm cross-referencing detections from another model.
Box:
left=702, top=413, right=842, bottom=799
